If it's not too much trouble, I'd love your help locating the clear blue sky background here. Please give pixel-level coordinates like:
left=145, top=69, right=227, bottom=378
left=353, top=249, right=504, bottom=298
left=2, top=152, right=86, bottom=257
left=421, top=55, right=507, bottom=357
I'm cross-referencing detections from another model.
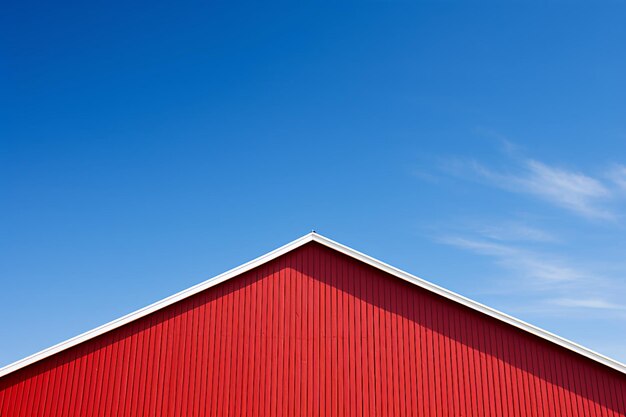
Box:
left=2, top=1, right=626, bottom=367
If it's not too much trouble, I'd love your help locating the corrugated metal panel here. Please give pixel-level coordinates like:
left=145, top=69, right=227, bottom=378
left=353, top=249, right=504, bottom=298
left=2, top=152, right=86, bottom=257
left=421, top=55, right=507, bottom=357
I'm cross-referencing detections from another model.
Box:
left=1, top=241, right=625, bottom=416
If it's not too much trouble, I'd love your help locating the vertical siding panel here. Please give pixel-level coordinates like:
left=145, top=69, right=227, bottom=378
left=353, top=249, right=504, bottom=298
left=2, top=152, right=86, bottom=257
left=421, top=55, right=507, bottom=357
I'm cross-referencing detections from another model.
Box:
left=151, top=313, right=164, bottom=417
left=323, top=250, right=332, bottom=417
left=485, top=326, right=506, bottom=415
left=161, top=306, right=175, bottom=417
left=303, top=249, right=310, bottom=415
left=472, top=313, right=488, bottom=416
left=506, top=329, right=523, bottom=417
left=280, top=258, right=292, bottom=417
left=355, top=265, right=364, bottom=416
left=571, top=354, right=587, bottom=417
left=226, top=277, right=237, bottom=417
left=482, top=318, right=497, bottom=417
left=432, top=298, right=445, bottom=416
left=467, top=310, right=480, bottom=417
left=10, top=379, right=24, bottom=417
left=383, top=267, right=392, bottom=417
left=441, top=301, right=454, bottom=416
left=226, top=277, right=239, bottom=417
left=224, top=279, right=237, bottom=417
left=211, top=286, right=221, bottom=417
left=188, top=296, right=200, bottom=417
left=458, top=311, right=473, bottom=417
left=498, top=324, right=511, bottom=416
left=191, top=295, right=202, bottom=417
left=50, top=350, right=66, bottom=416
left=26, top=366, right=41, bottom=417
left=341, top=255, right=351, bottom=417
left=63, top=346, right=79, bottom=416
left=35, top=361, right=53, bottom=417
left=606, top=368, right=621, bottom=417
left=536, top=342, right=551, bottom=417
left=277, top=259, right=288, bottom=415
left=449, top=306, right=464, bottom=417
left=312, top=248, right=322, bottom=417
left=330, top=250, right=341, bottom=417
left=136, top=316, right=152, bottom=417
left=536, top=342, right=552, bottom=417
left=44, top=358, right=57, bottom=417
left=0, top=380, right=6, bottom=415
left=616, top=378, right=625, bottom=415
left=391, top=282, right=402, bottom=417
left=166, top=310, right=180, bottom=417
left=21, top=366, right=38, bottom=417
left=17, top=371, right=31, bottom=417
left=363, top=269, right=372, bottom=416
left=107, top=327, right=122, bottom=417
left=120, top=325, right=137, bottom=417
left=75, top=345, right=92, bottom=417
left=411, top=284, right=425, bottom=417
left=372, top=263, right=384, bottom=417
left=363, top=266, right=372, bottom=417
left=210, top=284, right=224, bottom=417
left=293, top=250, right=302, bottom=415
left=553, top=346, right=569, bottom=417
left=269, top=260, right=279, bottom=416
left=326, top=258, right=335, bottom=417
left=403, top=285, right=414, bottom=417
left=234, top=274, right=244, bottom=416
left=168, top=303, right=182, bottom=417
left=92, top=341, right=108, bottom=417
left=520, top=334, right=542, bottom=416
left=283, top=254, right=293, bottom=416
left=0, top=382, right=4, bottom=415
left=204, top=286, right=218, bottom=416
left=395, top=282, right=408, bottom=417
left=305, top=250, right=315, bottom=417
left=3, top=380, right=16, bottom=417
left=422, top=291, right=434, bottom=416
left=239, top=268, right=252, bottom=417
left=580, top=352, right=600, bottom=417
left=590, top=359, right=610, bottom=417
left=242, top=271, right=256, bottom=417
left=117, top=327, right=132, bottom=417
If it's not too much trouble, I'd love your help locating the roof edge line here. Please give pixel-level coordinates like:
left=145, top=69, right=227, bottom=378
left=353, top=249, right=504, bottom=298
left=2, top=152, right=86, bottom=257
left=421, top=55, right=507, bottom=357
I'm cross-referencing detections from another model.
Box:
left=2, top=231, right=625, bottom=379
left=310, top=233, right=626, bottom=375
left=0, top=232, right=316, bottom=378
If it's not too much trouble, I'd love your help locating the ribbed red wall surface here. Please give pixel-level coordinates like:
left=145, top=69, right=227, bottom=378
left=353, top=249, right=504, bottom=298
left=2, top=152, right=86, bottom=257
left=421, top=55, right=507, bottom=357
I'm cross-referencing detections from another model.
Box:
left=1, top=242, right=625, bottom=416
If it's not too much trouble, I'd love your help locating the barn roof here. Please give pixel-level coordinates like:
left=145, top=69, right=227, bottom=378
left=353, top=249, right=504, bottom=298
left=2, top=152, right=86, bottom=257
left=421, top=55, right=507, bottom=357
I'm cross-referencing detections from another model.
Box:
left=1, top=232, right=625, bottom=378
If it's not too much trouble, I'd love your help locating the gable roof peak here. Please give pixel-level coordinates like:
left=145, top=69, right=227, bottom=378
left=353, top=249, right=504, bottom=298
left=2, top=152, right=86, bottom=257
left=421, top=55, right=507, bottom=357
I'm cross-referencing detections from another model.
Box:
left=1, top=232, right=625, bottom=379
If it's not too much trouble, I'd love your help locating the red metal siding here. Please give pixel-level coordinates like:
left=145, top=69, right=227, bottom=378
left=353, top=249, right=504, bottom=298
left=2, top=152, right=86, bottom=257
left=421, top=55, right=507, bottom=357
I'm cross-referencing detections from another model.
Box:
left=1, top=241, right=625, bottom=416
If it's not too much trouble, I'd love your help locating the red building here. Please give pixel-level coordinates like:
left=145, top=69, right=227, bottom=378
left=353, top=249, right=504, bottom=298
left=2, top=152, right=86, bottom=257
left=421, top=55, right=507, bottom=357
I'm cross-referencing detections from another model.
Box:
left=1, top=232, right=625, bottom=416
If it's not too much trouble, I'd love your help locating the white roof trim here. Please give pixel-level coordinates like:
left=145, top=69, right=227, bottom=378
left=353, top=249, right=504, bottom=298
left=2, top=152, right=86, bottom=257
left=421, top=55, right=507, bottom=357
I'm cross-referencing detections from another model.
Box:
left=1, top=232, right=625, bottom=378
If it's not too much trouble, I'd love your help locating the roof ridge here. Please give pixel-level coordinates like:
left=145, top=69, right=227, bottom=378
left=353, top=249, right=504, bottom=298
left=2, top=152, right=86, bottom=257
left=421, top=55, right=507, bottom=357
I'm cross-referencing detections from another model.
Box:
left=1, top=232, right=625, bottom=379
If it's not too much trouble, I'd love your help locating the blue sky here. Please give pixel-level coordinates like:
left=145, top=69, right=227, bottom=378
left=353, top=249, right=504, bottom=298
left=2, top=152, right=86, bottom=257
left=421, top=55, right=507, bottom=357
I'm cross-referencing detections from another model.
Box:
left=2, top=1, right=626, bottom=367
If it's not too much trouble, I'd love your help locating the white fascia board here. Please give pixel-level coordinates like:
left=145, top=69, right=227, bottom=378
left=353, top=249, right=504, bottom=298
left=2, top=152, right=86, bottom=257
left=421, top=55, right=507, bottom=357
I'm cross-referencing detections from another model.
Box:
left=1, top=232, right=625, bottom=379
left=0, top=233, right=315, bottom=378
left=310, top=233, right=626, bottom=375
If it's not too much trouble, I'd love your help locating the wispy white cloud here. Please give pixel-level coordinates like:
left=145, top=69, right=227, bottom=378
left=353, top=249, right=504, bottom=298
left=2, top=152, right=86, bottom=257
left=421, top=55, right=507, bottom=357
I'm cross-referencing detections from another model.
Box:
left=474, top=222, right=557, bottom=243
left=439, top=234, right=626, bottom=318
left=439, top=236, right=583, bottom=284
left=607, top=164, right=626, bottom=191
left=519, top=160, right=612, bottom=219
left=425, top=139, right=626, bottom=323
left=456, top=159, right=615, bottom=220
left=549, top=297, right=626, bottom=310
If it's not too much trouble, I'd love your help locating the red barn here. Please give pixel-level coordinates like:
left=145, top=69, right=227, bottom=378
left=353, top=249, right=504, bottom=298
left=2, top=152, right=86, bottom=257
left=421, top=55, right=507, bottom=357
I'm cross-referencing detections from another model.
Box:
left=1, top=232, right=625, bottom=416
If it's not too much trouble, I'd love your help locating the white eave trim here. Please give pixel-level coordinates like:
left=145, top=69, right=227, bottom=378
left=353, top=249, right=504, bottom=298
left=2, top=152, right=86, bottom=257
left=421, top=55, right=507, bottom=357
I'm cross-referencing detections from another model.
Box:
left=1, top=232, right=625, bottom=379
